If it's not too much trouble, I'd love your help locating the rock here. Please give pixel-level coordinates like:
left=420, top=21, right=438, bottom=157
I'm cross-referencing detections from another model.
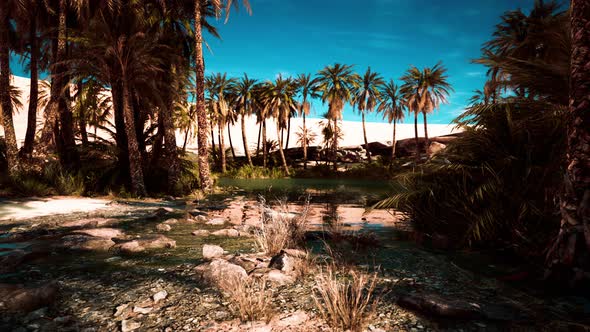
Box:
left=211, top=229, right=240, bottom=237
left=53, top=316, right=72, bottom=324
left=73, top=228, right=125, bottom=239
left=274, top=310, right=309, bottom=327
left=114, top=303, right=129, bottom=317
left=189, top=209, right=208, bottom=217
left=283, top=249, right=308, bottom=259
left=269, top=250, right=301, bottom=273
left=428, top=141, right=446, bottom=155
left=0, top=249, right=27, bottom=273
left=156, top=223, right=172, bottom=232
left=397, top=292, right=481, bottom=319
left=189, top=215, right=208, bottom=223
left=133, top=306, right=152, bottom=314
left=202, top=244, right=224, bottom=259
left=163, top=218, right=179, bottom=225
left=116, top=235, right=176, bottom=254
left=266, top=270, right=295, bottom=285
left=0, top=282, right=58, bottom=312
left=195, top=259, right=248, bottom=286
left=121, top=319, right=141, bottom=332
left=152, top=207, right=174, bottom=217
left=62, top=218, right=114, bottom=228
left=206, top=218, right=226, bottom=226
left=228, top=256, right=257, bottom=273
left=24, top=307, right=48, bottom=322
left=153, top=290, right=168, bottom=303
left=191, top=230, right=210, bottom=237
left=250, top=267, right=272, bottom=278
left=57, top=235, right=115, bottom=251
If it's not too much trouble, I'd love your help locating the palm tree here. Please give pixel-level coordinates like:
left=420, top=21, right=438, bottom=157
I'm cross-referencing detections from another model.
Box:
left=206, top=72, right=236, bottom=173
left=315, top=63, right=360, bottom=170
left=545, top=0, right=590, bottom=285
left=295, top=73, right=318, bottom=169
left=378, top=80, right=405, bottom=163
left=353, top=67, right=385, bottom=162
left=192, top=0, right=251, bottom=191
left=233, top=73, right=257, bottom=166
left=260, top=75, right=298, bottom=175
left=401, top=63, right=453, bottom=158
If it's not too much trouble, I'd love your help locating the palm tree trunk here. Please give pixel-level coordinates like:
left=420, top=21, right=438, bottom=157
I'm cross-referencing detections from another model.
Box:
left=285, top=115, right=291, bottom=150
left=332, top=118, right=339, bottom=171
left=227, top=122, right=236, bottom=159
left=22, top=14, right=38, bottom=156
left=362, top=112, right=371, bottom=162
left=162, top=97, right=179, bottom=193
left=182, top=129, right=189, bottom=153
left=0, top=5, right=18, bottom=175
left=194, top=1, right=212, bottom=191
left=391, top=120, right=397, bottom=163
left=219, top=123, right=226, bottom=173
left=414, top=111, right=420, bottom=161
left=303, top=112, right=308, bottom=169
left=423, top=111, right=429, bottom=155
left=241, top=115, right=252, bottom=165
left=122, top=75, right=146, bottom=196
left=262, top=120, right=267, bottom=168
left=77, top=82, right=89, bottom=146
left=545, top=0, right=590, bottom=285
left=276, top=125, right=289, bottom=175
left=256, top=121, right=261, bottom=158
left=210, top=122, right=216, bottom=162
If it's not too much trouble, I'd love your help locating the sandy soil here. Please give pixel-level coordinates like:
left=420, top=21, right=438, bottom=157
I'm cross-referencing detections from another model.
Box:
left=0, top=196, right=110, bottom=221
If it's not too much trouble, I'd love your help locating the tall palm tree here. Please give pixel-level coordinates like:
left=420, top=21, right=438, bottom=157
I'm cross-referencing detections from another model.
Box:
left=252, top=86, right=269, bottom=167
left=233, top=73, right=257, bottom=166
left=295, top=73, right=318, bottom=169
left=315, top=63, right=360, bottom=170
left=0, top=0, right=22, bottom=175
left=260, top=75, right=298, bottom=175
left=545, top=0, right=590, bottom=285
left=378, top=80, right=405, bottom=163
left=192, top=0, right=250, bottom=191
left=206, top=72, right=236, bottom=173
left=353, top=67, right=385, bottom=162
left=401, top=63, right=453, bottom=158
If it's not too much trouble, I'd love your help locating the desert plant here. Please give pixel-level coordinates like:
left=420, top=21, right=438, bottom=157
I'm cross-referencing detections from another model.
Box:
left=254, top=197, right=309, bottom=256
left=313, top=266, right=380, bottom=332
left=221, top=276, right=274, bottom=323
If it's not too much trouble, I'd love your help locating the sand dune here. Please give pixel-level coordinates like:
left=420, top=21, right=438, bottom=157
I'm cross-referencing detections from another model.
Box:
left=2, top=75, right=460, bottom=156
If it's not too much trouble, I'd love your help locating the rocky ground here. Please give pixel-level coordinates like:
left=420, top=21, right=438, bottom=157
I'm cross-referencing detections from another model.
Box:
left=1, top=196, right=588, bottom=332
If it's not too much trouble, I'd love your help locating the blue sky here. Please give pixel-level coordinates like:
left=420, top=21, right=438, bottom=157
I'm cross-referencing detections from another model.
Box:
left=10, top=0, right=535, bottom=124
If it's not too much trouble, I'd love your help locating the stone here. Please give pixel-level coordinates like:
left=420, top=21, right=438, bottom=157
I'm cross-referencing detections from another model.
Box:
left=211, top=229, right=240, bottom=237
left=133, top=306, right=153, bottom=314
left=428, top=141, right=446, bottom=155
left=24, top=307, right=48, bottom=322
left=269, top=250, right=302, bottom=273
left=274, top=310, right=309, bottom=327
left=114, top=303, right=129, bottom=317
left=191, top=230, right=210, bottom=237
left=0, top=249, right=27, bottom=273
left=62, top=218, right=114, bottom=228
left=116, top=235, right=176, bottom=254
left=228, top=256, right=257, bottom=273
left=266, top=270, right=295, bottom=285
left=156, top=223, right=172, bottom=232
left=153, top=290, right=168, bottom=303
left=195, top=259, right=248, bottom=286
left=202, top=244, right=224, bottom=259
left=58, top=235, right=115, bottom=251
left=72, top=228, right=124, bottom=239
left=0, top=282, right=58, bottom=312
left=397, top=292, right=481, bottom=319
left=163, top=218, right=179, bottom=225
left=121, top=319, right=141, bottom=332
left=206, top=218, right=226, bottom=226
left=152, top=207, right=174, bottom=217
left=283, top=249, right=308, bottom=259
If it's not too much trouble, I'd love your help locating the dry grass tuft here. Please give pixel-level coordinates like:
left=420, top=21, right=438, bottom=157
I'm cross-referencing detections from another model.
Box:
left=221, top=276, right=275, bottom=323
left=254, top=196, right=309, bottom=256
left=312, top=266, right=380, bottom=332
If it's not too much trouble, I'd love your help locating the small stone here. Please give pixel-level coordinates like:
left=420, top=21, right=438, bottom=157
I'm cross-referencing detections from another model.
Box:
left=24, top=307, right=48, bottom=322
left=53, top=316, right=72, bottom=324
left=191, top=230, right=210, bottom=237
left=206, top=218, right=226, bottom=226
left=211, top=229, right=240, bottom=237
left=121, top=319, right=141, bottom=332
left=156, top=223, right=172, bottom=232
left=114, top=303, right=129, bottom=317
left=133, top=306, right=153, bottom=314
left=266, top=270, right=295, bottom=285
left=153, top=290, right=168, bottom=303
left=163, top=218, right=179, bottom=225
left=202, top=244, right=224, bottom=259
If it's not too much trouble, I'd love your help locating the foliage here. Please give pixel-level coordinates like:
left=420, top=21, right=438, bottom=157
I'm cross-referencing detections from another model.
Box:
left=221, top=276, right=274, bottom=323
left=225, top=165, right=285, bottom=179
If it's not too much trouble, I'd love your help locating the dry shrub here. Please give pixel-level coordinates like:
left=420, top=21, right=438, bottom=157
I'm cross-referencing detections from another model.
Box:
left=221, top=276, right=274, bottom=322
left=313, top=266, right=380, bottom=332
left=291, top=250, right=316, bottom=280
left=254, top=196, right=309, bottom=256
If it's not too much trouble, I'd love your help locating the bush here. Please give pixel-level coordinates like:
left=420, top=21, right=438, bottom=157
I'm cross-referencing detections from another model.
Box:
left=225, top=165, right=285, bottom=179
left=221, top=276, right=274, bottom=322
left=313, top=265, right=379, bottom=332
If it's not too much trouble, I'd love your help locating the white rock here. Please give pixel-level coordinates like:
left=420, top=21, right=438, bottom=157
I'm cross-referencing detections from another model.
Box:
left=156, top=223, right=172, bottom=232
left=133, top=306, right=153, bottom=314
left=211, top=229, right=240, bottom=237
left=206, top=218, right=226, bottom=225
left=114, top=303, right=129, bottom=317
left=191, top=230, right=210, bottom=237
left=275, top=310, right=309, bottom=327
left=266, top=270, right=295, bottom=285
left=202, top=244, right=224, bottom=259
left=153, top=290, right=168, bottom=303
left=121, top=319, right=141, bottom=332
left=195, top=259, right=248, bottom=286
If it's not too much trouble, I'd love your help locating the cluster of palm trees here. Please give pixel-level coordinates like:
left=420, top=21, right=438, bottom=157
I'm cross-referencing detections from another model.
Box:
left=201, top=63, right=453, bottom=176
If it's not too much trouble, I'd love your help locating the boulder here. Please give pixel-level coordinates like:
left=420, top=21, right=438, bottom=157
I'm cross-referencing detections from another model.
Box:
left=156, top=223, right=172, bottom=232
left=191, top=230, right=210, bottom=237
left=72, top=228, right=124, bottom=239
left=195, top=259, right=248, bottom=286
left=116, top=235, right=176, bottom=254
left=58, top=235, right=114, bottom=251
left=206, top=218, right=226, bottom=226
left=202, top=244, right=224, bottom=259
left=0, top=282, right=58, bottom=312
left=428, top=141, right=447, bottom=155
left=266, top=270, right=295, bottom=285
left=228, top=256, right=258, bottom=273
left=397, top=292, right=481, bottom=319
left=163, top=218, right=179, bottom=225
left=269, top=250, right=305, bottom=273
left=211, top=229, right=240, bottom=237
